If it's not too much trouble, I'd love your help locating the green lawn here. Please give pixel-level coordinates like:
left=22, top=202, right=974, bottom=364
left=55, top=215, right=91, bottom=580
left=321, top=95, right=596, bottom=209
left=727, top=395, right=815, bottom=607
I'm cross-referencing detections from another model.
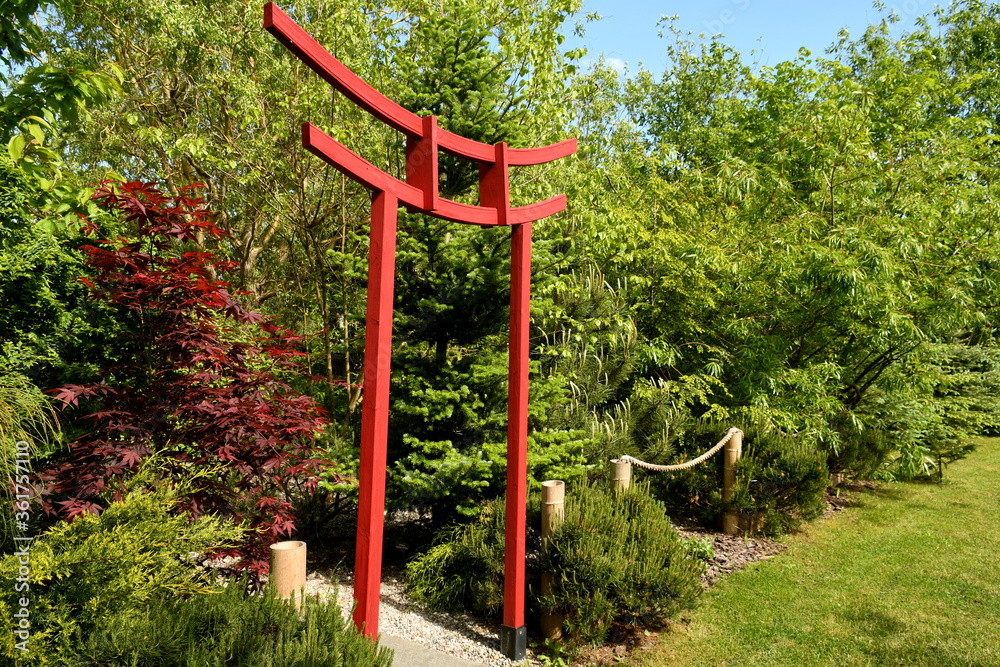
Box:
left=635, top=438, right=1000, bottom=667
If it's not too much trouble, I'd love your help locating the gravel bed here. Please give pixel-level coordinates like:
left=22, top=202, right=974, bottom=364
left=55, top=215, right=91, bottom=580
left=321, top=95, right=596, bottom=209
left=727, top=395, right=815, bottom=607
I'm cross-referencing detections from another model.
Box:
left=298, top=528, right=785, bottom=666
left=295, top=525, right=787, bottom=666
left=304, top=569, right=517, bottom=666
left=296, top=487, right=861, bottom=665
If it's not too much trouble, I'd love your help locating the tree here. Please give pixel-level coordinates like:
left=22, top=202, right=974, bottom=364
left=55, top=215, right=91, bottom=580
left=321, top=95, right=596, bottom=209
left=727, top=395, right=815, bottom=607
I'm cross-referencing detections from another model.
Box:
left=383, top=0, right=589, bottom=518
left=545, top=10, right=1000, bottom=479
left=40, top=182, right=330, bottom=577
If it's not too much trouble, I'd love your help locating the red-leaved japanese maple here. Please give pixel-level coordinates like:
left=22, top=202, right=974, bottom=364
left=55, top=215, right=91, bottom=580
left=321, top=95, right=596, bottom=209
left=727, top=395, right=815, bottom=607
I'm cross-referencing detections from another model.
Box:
left=40, top=181, right=330, bottom=578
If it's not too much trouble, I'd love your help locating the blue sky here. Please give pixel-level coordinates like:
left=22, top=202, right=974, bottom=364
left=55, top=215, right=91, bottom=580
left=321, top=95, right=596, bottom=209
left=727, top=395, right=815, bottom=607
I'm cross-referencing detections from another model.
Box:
left=566, top=0, right=943, bottom=74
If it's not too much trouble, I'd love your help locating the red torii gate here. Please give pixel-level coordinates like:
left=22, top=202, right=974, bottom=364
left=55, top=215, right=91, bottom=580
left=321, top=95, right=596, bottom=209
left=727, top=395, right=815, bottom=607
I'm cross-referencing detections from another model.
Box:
left=264, top=4, right=576, bottom=660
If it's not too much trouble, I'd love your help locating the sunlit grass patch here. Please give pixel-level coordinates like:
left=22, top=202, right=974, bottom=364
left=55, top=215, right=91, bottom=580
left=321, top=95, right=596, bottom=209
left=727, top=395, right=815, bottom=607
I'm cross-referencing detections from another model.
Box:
left=633, top=438, right=1000, bottom=667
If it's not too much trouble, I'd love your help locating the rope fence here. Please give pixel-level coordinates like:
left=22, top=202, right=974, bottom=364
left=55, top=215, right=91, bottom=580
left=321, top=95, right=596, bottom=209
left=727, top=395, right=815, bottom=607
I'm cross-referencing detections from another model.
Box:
left=613, top=427, right=743, bottom=472
left=611, top=426, right=745, bottom=535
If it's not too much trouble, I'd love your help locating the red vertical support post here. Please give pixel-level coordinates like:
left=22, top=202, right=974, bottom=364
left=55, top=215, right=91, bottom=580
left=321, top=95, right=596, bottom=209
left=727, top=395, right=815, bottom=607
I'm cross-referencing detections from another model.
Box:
left=353, top=190, right=399, bottom=640
left=479, top=142, right=510, bottom=226
left=501, top=220, right=531, bottom=661
left=405, top=114, right=439, bottom=212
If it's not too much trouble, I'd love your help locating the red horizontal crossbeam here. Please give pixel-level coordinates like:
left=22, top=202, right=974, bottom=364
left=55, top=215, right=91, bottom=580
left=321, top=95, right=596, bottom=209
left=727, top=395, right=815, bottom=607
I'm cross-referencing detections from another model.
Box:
left=303, top=123, right=568, bottom=225
left=265, top=2, right=576, bottom=165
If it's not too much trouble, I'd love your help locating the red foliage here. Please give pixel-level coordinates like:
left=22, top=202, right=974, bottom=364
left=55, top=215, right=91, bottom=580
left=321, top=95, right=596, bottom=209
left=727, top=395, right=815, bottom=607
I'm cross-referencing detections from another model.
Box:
left=39, top=181, right=330, bottom=579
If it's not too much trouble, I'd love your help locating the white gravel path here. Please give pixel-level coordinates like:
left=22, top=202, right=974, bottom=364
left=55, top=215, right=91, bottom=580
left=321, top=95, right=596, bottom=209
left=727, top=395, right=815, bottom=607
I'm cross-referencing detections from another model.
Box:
left=304, top=569, right=521, bottom=667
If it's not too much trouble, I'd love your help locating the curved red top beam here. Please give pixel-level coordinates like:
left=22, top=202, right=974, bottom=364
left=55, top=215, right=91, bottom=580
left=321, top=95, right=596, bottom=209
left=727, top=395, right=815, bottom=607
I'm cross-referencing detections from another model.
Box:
left=264, top=3, right=576, bottom=166
left=303, top=124, right=567, bottom=226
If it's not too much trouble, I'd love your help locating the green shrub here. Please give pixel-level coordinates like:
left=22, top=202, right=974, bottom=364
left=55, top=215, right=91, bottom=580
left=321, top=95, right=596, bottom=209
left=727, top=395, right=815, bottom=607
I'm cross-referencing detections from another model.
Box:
left=0, top=486, right=390, bottom=666
left=405, top=497, right=523, bottom=616
left=824, top=418, right=897, bottom=479
left=898, top=342, right=996, bottom=478
left=406, top=484, right=702, bottom=645
left=728, top=428, right=829, bottom=534
left=0, top=486, right=244, bottom=662
left=74, top=582, right=392, bottom=667
left=830, top=342, right=1000, bottom=482
left=538, top=484, right=703, bottom=644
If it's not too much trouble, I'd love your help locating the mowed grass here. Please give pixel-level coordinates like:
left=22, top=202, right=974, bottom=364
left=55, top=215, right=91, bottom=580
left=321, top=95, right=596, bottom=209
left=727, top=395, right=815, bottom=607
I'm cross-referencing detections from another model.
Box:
left=634, top=438, right=1000, bottom=667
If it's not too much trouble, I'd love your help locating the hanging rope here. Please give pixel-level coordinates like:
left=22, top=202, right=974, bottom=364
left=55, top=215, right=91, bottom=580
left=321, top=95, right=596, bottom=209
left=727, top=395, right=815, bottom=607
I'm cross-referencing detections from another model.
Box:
left=615, top=427, right=743, bottom=472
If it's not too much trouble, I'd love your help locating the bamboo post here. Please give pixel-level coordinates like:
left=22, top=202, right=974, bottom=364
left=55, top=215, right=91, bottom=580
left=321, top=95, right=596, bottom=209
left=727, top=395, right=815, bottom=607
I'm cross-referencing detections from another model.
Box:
left=270, top=540, right=307, bottom=609
left=540, top=480, right=565, bottom=641
left=722, top=429, right=743, bottom=536
left=610, top=458, right=631, bottom=491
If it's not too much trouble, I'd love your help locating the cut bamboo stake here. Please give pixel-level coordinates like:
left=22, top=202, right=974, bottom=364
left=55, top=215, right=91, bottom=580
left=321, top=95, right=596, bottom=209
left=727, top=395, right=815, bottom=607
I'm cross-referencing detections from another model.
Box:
left=541, top=480, right=565, bottom=538
left=540, top=480, right=565, bottom=641
left=270, top=540, right=307, bottom=609
left=610, top=458, right=631, bottom=491
left=722, top=429, right=743, bottom=535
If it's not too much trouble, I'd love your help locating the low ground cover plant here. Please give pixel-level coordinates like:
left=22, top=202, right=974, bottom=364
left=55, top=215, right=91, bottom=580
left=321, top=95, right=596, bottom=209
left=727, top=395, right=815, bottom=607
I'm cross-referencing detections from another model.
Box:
left=75, top=582, right=392, bottom=667
left=405, top=496, right=514, bottom=616
left=0, top=485, right=241, bottom=660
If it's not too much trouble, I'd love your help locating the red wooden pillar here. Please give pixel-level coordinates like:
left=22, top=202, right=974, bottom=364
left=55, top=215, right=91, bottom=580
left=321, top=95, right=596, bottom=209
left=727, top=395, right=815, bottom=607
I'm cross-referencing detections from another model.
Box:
left=353, top=190, right=399, bottom=639
left=501, top=221, right=531, bottom=660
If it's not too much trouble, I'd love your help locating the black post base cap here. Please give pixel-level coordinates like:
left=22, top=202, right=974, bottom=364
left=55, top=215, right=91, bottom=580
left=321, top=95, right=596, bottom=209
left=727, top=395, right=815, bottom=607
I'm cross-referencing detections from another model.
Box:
left=500, top=624, right=527, bottom=661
